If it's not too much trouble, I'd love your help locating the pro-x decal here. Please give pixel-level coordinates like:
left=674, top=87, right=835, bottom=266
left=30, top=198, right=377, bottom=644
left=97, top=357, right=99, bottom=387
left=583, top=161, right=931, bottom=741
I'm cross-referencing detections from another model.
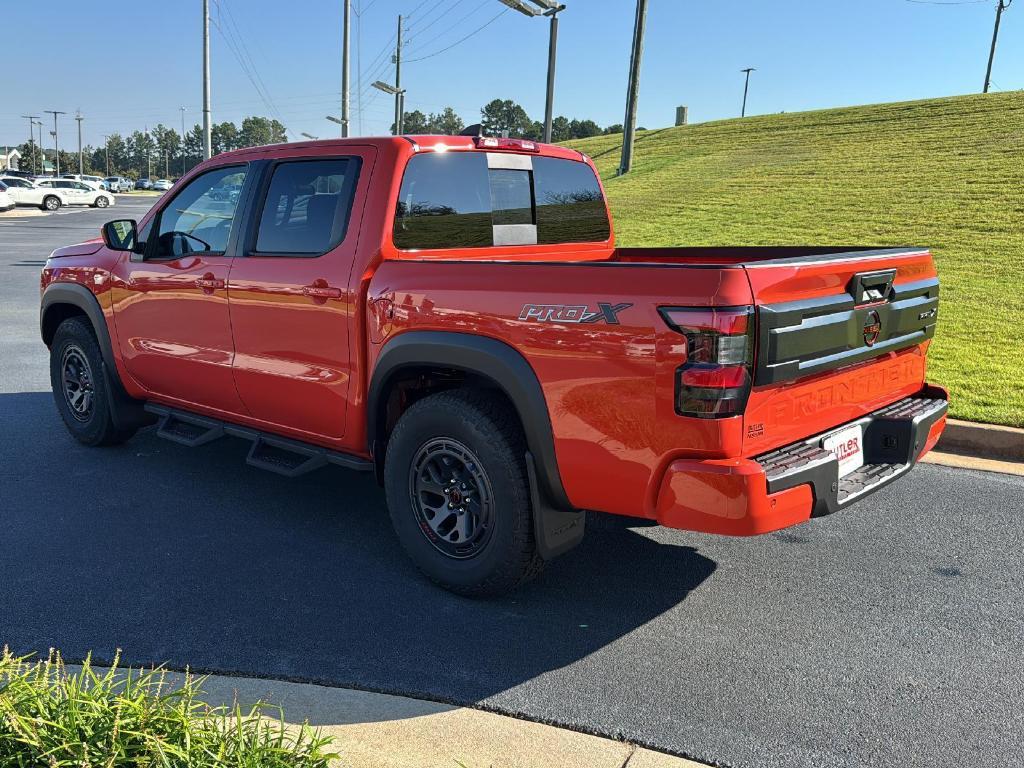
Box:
left=518, top=302, right=633, bottom=325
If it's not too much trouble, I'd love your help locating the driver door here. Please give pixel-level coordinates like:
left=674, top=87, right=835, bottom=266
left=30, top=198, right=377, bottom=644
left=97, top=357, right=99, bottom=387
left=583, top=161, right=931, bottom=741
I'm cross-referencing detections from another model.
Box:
left=110, top=163, right=250, bottom=414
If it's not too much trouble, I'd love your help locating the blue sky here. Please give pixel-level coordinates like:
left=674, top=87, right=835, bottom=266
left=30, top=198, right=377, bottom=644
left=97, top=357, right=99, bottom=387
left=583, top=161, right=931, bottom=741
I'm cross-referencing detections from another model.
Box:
left=3, top=0, right=1021, bottom=148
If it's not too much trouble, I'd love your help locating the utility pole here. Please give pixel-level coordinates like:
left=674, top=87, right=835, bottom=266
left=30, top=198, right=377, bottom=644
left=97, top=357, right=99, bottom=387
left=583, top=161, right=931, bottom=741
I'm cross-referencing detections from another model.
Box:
left=342, top=0, right=351, bottom=137
left=741, top=67, right=755, bottom=117
left=984, top=0, right=1013, bottom=94
left=618, top=0, right=648, bottom=176
left=44, top=111, right=65, bottom=176
left=393, top=15, right=403, bottom=135
left=203, top=0, right=212, bottom=159
left=21, top=115, right=39, bottom=175
left=75, top=113, right=84, bottom=174
left=102, top=135, right=111, bottom=176
left=180, top=106, right=188, bottom=176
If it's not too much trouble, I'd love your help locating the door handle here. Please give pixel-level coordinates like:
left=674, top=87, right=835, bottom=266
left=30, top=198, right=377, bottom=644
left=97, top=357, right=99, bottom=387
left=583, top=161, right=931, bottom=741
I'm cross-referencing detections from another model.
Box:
left=302, top=284, right=343, bottom=300
left=195, top=274, right=225, bottom=292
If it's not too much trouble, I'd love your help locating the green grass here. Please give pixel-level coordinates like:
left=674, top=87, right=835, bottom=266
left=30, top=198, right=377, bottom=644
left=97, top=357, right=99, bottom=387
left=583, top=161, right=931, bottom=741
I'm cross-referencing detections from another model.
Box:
left=568, top=91, right=1024, bottom=427
left=0, top=649, right=336, bottom=767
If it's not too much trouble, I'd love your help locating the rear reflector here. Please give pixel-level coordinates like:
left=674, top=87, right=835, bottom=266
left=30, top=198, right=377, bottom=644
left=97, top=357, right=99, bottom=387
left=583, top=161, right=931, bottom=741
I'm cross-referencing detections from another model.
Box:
left=474, top=136, right=541, bottom=152
left=659, top=306, right=755, bottom=419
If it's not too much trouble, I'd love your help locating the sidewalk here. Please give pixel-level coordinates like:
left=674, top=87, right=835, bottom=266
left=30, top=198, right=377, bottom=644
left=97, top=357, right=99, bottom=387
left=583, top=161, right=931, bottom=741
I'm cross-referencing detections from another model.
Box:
left=69, top=666, right=707, bottom=768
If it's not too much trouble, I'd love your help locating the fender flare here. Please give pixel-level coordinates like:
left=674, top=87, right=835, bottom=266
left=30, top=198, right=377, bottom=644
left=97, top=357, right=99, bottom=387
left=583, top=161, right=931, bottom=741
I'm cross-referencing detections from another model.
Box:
left=40, top=282, right=116, bottom=366
left=368, top=331, right=573, bottom=512
left=40, top=282, right=151, bottom=431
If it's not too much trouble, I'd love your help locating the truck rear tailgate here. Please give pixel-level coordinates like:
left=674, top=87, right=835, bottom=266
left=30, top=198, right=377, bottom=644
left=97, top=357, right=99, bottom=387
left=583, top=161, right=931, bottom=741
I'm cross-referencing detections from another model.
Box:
left=740, top=247, right=939, bottom=456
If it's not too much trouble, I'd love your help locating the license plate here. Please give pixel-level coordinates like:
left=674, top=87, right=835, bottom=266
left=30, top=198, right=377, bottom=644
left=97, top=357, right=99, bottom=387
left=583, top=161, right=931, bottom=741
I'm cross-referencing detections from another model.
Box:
left=821, top=424, right=865, bottom=478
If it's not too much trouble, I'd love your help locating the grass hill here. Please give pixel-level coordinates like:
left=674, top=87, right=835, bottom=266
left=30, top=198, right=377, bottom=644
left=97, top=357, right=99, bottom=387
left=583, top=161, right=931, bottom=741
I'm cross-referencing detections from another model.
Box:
left=568, top=91, right=1023, bottom=427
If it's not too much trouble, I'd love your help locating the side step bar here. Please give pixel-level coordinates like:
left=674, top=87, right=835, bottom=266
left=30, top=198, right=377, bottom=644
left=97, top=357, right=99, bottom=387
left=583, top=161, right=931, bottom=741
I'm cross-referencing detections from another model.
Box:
left=145, top=404, right=373, bottom=478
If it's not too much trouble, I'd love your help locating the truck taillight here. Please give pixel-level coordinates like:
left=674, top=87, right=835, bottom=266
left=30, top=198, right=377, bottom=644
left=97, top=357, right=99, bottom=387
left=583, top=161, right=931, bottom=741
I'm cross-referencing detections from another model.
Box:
left=659, top=306, right=755, bottom=418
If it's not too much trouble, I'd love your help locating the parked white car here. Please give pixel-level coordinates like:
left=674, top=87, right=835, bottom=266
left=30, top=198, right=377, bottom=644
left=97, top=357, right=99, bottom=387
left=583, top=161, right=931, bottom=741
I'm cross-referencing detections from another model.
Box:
left=60, top=173, right=107, bottom=191
left=152, top=179, right=173, bottom=191
left=34, top=178, right=115, bottom=209
left=0, top=176, right=67, bottom=211
left=0, top=182, right=14, bottom=212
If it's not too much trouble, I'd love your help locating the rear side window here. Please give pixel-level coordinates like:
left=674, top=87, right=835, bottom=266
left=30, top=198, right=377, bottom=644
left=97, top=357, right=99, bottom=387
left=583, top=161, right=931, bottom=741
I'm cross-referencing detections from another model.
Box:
left=393, top=152, right=491, bottom=249
left=533, top=157, right=611, bottom=245
left=393, top=152, right=609, bottom=250
left=254, top=158, right=360, bottom=256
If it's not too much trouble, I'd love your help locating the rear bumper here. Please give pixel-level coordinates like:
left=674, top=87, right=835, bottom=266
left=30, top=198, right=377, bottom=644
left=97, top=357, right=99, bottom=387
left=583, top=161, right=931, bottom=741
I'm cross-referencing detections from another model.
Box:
left=655, top=385, right=948, bottom=536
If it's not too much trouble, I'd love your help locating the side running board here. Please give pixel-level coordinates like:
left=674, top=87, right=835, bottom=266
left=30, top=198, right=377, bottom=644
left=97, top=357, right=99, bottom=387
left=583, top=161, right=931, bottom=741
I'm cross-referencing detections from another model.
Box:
left=145, top=404, right=373, bottom=478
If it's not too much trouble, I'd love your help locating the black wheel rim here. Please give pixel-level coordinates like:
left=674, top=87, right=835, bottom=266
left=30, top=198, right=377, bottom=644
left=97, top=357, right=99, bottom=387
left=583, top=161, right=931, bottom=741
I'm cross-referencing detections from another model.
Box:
left=61, top=345, right=95, bottom=422
left=409, top=438, right=494, bottom=560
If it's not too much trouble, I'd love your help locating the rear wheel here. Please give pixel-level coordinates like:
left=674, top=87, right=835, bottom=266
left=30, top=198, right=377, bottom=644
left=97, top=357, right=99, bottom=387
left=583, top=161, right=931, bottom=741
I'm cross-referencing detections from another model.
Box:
left=384, top=390, right=543, bottom=596
left=49, top=317, right=136, bottom=446
left=42, top=195, right=61, bottom=211
left=94, top=195, right=109, bottom=208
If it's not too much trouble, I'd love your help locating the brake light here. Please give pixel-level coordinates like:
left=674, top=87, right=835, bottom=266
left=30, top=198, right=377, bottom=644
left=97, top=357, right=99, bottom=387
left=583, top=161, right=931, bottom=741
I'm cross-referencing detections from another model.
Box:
left=660, top=306, right=755, bottom=418
left=473, top=136, right=541, bottom=152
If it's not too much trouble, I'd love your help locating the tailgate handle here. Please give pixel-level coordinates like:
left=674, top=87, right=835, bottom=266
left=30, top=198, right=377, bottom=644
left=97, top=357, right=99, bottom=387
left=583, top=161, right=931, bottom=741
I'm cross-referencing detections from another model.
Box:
left=848, top=269, right=896, bottom=305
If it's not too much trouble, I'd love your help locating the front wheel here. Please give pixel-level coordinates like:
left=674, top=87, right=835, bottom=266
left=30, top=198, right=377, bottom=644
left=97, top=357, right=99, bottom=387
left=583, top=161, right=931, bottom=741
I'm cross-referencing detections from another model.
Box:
left=42, top=195, right=61, bottom=211
left=384, top=390, right=543, bottom=596
left=49, top=317, right=136, bottom=446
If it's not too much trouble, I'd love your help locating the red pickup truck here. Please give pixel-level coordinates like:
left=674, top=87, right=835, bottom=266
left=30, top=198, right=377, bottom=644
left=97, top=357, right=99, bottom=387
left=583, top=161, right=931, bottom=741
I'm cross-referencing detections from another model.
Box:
left=40, top=135, right=947, bottom=595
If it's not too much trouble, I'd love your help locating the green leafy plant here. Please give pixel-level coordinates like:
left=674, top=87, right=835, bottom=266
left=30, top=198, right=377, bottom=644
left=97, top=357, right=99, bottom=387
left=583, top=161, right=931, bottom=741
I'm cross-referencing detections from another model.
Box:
left=0, top=648, right=337, bottom=767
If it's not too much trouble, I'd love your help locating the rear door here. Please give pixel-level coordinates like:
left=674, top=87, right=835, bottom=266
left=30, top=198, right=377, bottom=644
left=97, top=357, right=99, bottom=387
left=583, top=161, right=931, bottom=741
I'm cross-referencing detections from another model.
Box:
left=741, top=248, right=939, bottom=456
left=225, top=148, right=374, bottom=440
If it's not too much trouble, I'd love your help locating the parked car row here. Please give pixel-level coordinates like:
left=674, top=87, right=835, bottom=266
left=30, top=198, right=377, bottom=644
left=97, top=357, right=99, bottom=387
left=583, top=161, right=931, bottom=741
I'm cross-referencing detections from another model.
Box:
left=0, top=176, right=116, bottom=211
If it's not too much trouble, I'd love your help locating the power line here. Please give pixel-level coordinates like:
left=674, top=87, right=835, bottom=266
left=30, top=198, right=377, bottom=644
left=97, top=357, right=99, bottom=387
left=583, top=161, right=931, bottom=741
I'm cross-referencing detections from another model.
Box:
left=404, top=8, right=509, bottom=62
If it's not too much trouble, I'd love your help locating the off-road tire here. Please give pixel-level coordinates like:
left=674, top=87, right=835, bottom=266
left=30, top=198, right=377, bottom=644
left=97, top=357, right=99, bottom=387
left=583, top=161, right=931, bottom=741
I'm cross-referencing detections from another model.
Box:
left=49, top=316, right=136, bottom=446
left=384, top=389, right=544, bottom=596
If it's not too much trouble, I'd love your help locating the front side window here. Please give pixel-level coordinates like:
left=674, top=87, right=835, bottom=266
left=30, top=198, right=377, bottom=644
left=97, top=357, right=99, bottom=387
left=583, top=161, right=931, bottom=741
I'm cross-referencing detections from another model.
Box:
left=154, top=164, right=247, bottom=258
left=393, top=152, right=609, bottom=250
left=253, top=158, right=359, bottom=256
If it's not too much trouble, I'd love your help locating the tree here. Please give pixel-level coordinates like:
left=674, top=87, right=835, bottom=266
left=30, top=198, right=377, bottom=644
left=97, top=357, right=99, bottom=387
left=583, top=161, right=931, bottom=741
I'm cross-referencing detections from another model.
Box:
left=550, top=116, right=571, bottom=143
left=126, top=130, right=156, bottom=177
left=183, top=125, right=204, bottom=173
left=431, top=107, right=464, bottom=135
left=105, top=134, right=128, bottom=175
left=393, top=110, right=431, bottom=134
left=15, top=140, right=41, bottom=174
left=480, top=99, right=533, bottom=137
left=569, top=119, right=602, bottom=139
left=211, top=121, right=239, bottom=155
left=603, top=124, right=624, bottom=135
left=238, top=116, right=287, bottom=148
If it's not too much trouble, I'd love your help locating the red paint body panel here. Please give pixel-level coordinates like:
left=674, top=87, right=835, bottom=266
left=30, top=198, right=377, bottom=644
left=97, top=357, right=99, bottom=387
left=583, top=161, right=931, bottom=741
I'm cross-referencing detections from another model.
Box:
left=40, top=135, right=947, bottom=539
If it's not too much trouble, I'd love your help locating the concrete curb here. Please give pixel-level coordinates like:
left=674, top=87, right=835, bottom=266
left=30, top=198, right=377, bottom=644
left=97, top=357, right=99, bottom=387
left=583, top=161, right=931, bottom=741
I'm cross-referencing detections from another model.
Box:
left=67, top=666, right=708, bottom=768
left=936, top=418, right=1024, bottom=462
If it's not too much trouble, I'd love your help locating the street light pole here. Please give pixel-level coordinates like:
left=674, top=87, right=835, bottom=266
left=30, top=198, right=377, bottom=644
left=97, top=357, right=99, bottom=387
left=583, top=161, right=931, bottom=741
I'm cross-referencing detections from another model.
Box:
left=984, top=0, right=1013, bottom=94
left=180, top=106, right=187, bottom=176
left=102, top=135, right=110, bottom=176
left=499, top=1, right=565, bottom=143
left=34, top=121, right=44, bottom=172
left=741, top=67, right=755, bottom=117
left=75, top=113, right=84, bottom=174
left=21, top=115, right=39, bottom=175
left=342, top=0, right=351, bottom=137
left=44, top=111, right=66, bottom=176
left=618, top=0, right=648, bottom=176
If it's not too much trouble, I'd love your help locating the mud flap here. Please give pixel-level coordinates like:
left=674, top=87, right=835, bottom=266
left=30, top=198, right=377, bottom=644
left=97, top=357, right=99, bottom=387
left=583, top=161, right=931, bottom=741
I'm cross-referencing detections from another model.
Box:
left=526, top=451, right=585, bottom=560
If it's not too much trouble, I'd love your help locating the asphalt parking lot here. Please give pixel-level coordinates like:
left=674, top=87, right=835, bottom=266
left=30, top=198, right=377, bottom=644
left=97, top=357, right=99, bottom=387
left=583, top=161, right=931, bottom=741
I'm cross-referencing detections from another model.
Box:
left=1, top=201, right=1022, bottom=768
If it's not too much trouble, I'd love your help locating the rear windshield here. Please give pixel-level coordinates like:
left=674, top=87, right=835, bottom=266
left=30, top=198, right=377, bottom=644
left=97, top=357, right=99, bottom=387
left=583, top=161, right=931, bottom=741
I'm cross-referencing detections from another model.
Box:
left=393, top=151, right=609, bottom=250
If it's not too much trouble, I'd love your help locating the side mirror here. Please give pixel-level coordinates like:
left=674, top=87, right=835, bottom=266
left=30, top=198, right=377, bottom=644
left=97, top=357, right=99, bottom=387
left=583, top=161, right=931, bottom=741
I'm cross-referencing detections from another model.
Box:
left=101, top=219, right=137, bottom=251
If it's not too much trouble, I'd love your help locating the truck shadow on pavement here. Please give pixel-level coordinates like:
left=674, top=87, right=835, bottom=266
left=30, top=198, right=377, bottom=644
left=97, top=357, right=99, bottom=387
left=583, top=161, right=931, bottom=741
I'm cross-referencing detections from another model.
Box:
left=0, top=391, right=716, bottom=718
